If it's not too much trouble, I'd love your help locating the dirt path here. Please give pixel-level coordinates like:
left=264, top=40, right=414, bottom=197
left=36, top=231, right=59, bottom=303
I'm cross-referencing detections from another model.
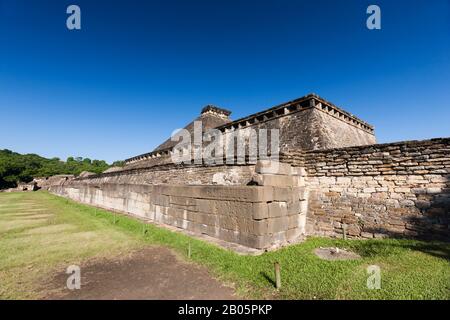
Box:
left=42, top=247, right=236, bottom=300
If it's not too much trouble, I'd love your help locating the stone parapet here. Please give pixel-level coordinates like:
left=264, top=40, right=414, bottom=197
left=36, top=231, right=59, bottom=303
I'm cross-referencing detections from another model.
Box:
left=50, top=160, right=308, bottom=250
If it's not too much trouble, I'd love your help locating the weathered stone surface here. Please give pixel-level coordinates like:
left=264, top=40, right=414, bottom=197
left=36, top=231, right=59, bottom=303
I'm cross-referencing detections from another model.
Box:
left=251, top=174, right=295, bottom=187
left=255, top=160, right=292, bottom=175
left=304, top=138, right=449, bottom=241
left=268, top=201, right=288, bottom=218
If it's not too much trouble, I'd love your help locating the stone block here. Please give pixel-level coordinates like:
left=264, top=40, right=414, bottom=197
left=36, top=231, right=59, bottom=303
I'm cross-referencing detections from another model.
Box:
left=361, top=232, right=374, bottom=239
left=287, top=200, right=300, bottom=215
left=169, top=196, right=196, bottom=207
left=196, top=199, right=215, bottom=213
left=426, top=187, right=442, bottom=194
left=395, top=187, right=411, bottom=193
left=346, top=225, right=361, bottom=236
left=167, top=207, right=186, bottom=219
left=291, top=167, right=306, bottom=176
left=272, top=187, right=295, bottom=202
left=268, top=201, right=288, bottom=217
left=151, top=194, right=170, bottom=206
left=218, top=215, right=237, bottom=230
left=255, top=160, right=291, bottom=175
left=286, top=228, right=302, bottom=242
left=288, top=214, right=301, bottom=229
left=199, top=185, right=274, bottom=202
left=236, top=218, right=268, bottom=236
left=251, top=174, right=295, bottom=187
left=252, top=202, right=269, bottom=219
left=195, top=212, right=217, bottom=226
left=215, top=200, right=254, bottom=219
left=268, top=216, right=289, bottom=233
left=336, top=177, right=352, bottom=185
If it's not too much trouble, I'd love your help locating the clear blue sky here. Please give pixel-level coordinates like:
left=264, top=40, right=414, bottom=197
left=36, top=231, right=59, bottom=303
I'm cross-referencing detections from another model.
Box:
left=1, top=0, right=449, bottom=163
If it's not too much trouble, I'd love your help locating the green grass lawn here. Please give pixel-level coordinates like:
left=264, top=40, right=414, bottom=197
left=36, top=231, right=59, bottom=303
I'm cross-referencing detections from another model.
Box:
left=0, top=191, right=449, bottom=300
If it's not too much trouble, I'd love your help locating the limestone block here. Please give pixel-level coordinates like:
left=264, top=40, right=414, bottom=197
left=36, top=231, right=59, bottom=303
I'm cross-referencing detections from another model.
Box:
left=346, top=225, right=361, bottom=236
left=298, top=214, right=307, bottom=233
left=218, top=215, right=237, bottom=230
left=151, top=194, right=170, bottom=207
left=240, top=234, right=271, bottom=249
left=336, top=177, right=352, bottom=185
left=288, top=214, right=301, bottom=229
left=236, top=218, right=268, bottom=236
left=291, top=167, right=306, bottom=176
left=272, top=187, right=294, bottom=202
left=198, top=185, right=275, bottom=202
left=212, top=171, right=241, bottom=185
left=196, top=199, right=215, bottom=213
left=286, top=228, right=302, bottom=242
left=252, top=202, right=269, bottom=220
left=361, top=232, right=374, bottom=238
left=268, top=216, right=289, bottom=233
left=426, top=187, right=442, bottom=194
left=268, top=201, right=288, bottom=218
left=194, top=212, right=217, bottom=226
left=215, top=200, right=254, bottom=219
left=270, top=231, right=287, bottom=246
left=251, top=174, right=295, bottom=187
left=287, top=201, right=300, bottom=215
left=218, top=228, right=239, bottom=243
left=399, top=199, right=415, bottom=207
left=255, top=160, right=292, bottom=175
left=167, top=207, right=186, bottom=219
left=169, top=196, right=196, bottom=207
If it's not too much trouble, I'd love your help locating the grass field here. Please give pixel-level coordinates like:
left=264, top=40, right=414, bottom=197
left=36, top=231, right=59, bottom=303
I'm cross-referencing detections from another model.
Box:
left=0, top=191, right=449, bottom=300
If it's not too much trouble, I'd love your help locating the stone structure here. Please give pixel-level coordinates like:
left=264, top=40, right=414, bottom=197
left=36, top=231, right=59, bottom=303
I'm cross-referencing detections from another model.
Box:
left=124, top=94, right=376, bottom=169
left=301, top=138, right=449, bottom=240
left=47, top=94, right=449, bottom=249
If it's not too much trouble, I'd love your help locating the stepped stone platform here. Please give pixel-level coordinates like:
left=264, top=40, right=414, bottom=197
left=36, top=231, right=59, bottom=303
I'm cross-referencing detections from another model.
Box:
left=44, top=94, right=449, bottom=250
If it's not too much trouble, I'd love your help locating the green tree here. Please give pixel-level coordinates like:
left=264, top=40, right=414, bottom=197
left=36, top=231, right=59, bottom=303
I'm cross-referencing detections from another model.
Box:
left=0, top=149, right=122, bottom=190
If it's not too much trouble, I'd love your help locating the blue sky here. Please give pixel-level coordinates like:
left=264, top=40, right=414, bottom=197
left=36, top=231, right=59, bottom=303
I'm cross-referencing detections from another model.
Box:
left=0, top=0, right=449, bottom=163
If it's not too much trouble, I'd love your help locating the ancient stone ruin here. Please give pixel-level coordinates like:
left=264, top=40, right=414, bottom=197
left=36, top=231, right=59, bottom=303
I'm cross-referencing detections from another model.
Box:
left=47, top=93, right=449, bottom=249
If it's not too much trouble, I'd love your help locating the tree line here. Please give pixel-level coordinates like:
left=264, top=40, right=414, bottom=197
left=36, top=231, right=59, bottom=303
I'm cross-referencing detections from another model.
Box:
left=0, top=149, right=124, bottom=190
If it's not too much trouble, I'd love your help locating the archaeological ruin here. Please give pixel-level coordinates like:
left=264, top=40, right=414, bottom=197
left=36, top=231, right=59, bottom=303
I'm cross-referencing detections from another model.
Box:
left=46, top=93, right=449, bottom=250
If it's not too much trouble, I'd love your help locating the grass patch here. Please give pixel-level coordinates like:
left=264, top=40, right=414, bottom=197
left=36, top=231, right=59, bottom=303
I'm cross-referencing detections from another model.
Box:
left=0, top=192, right=143, bottom=299
left=0, top=191, right=449, bottom=300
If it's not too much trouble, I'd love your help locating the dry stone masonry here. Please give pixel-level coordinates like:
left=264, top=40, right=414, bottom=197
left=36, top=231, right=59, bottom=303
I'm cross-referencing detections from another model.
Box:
left=303, top=138, right=450, bottom=240
left=47, top=94, right=449, bottom=249
left=51, top=160, right=308, bottom=249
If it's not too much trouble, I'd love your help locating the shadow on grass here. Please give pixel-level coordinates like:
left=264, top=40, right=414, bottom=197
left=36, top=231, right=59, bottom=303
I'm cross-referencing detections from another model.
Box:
left=260, top=271, right=276, bottom=287
left=350, top=239, right=450, bottom=261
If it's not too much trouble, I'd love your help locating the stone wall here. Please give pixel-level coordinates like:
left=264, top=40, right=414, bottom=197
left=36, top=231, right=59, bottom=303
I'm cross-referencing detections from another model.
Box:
left=76, top=164, right=256, bottom=186
left=302, top=138, right=450, bottom=240
left=50, top=161, right=308, bottom=249
left=46, top=137, right=450, bottom=248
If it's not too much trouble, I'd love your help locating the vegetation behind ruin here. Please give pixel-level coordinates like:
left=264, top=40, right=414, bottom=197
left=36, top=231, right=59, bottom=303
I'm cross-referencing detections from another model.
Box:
left=0, top=149, right=124, bottom=189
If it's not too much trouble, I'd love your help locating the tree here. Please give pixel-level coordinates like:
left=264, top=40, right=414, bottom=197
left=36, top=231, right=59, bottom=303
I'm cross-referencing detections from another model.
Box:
left=112, top=160, right=125, bottom=167
left=0, top=149, right=121, bottom=190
